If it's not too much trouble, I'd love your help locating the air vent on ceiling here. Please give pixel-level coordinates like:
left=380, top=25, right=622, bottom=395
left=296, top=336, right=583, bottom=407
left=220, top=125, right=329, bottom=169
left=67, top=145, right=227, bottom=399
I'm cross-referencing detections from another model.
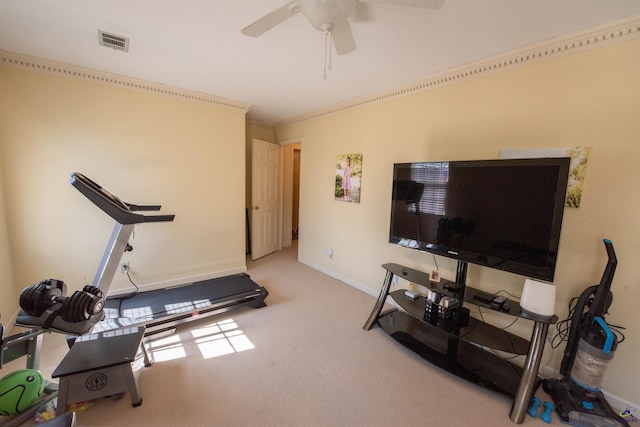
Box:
left=98, top=30, right=129, bottom=52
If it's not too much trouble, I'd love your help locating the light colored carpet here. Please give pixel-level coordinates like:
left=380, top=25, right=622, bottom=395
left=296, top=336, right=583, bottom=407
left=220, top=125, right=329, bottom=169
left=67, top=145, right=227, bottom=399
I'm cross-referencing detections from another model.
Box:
left=8, top=243, right=561, bottom=426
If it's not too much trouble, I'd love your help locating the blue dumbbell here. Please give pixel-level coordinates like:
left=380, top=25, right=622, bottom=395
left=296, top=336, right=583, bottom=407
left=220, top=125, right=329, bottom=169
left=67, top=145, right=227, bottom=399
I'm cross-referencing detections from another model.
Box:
left=528, top=396, right=542, bottom=418
left=541, top=401, right=554, bottom=423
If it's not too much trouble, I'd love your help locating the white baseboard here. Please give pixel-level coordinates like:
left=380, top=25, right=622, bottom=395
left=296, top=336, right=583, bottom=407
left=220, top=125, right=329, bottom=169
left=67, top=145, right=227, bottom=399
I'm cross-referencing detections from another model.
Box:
left=298, top=257, right=379, bottom=299
left=601, top=392, right=638, bottom=418
left=299, top=258, right=639, bottom=417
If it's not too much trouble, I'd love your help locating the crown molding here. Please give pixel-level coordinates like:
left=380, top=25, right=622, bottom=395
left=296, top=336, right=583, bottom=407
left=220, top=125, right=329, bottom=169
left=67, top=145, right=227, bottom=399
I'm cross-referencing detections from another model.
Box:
left=246, top=119, right=274, bottom=129
left=0, top=50, right=252, bottom=113
left=275, top=15, right=640, bottom=129
left=2, top=15, right=638, bottom=128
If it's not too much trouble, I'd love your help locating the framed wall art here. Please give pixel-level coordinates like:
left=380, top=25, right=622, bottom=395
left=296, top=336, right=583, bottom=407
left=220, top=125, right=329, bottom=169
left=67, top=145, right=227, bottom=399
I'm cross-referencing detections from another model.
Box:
left=501, top=146, right=591, bottom=208
left=335, top=153, right=362, bottom=203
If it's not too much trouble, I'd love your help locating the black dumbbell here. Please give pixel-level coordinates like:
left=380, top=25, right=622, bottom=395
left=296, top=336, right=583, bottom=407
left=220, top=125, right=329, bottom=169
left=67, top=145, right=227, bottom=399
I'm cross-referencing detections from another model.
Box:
left=19, top=279, right=67, bottom=316
left=60, top=286, right=105, bottom=323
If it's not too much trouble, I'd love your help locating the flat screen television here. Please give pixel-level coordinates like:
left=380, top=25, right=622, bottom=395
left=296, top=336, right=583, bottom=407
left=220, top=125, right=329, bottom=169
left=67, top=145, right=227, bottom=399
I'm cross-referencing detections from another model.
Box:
left=389, top=157, right=570, bottom=282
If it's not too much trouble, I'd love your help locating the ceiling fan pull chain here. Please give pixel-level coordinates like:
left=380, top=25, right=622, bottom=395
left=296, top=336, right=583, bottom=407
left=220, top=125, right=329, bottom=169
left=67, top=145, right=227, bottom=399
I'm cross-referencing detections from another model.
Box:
left=323, top=29, right=330, bottom=80
left=323, top=28, right=334, bottom=80
left=328, top=33, right=333, bottom=71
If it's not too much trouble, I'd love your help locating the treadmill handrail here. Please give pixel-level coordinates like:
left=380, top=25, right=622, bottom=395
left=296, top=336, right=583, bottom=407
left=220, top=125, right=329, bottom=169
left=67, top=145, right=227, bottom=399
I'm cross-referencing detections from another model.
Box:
left=70, top=172, right=175, bottom=225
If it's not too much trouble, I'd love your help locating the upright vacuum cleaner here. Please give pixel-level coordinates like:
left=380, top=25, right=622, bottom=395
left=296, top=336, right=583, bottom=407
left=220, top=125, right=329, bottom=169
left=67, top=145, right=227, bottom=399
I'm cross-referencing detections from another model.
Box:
left=543, top=239, right=628, bottom=427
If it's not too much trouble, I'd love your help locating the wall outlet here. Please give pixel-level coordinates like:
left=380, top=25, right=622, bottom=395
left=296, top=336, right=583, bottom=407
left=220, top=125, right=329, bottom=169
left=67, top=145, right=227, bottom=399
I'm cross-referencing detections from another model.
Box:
left=121, top=262, right=129, bottom=274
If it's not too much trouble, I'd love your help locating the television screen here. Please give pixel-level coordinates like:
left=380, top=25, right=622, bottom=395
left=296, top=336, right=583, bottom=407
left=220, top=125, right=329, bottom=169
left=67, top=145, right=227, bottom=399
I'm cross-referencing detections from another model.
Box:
left=389, top=158, right=570, bottom=282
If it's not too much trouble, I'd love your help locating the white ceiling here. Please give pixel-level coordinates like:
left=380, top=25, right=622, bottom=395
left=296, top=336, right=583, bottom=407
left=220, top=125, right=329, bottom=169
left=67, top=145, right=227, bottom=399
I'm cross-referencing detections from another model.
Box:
left=1, top=1, right=639, bottom=126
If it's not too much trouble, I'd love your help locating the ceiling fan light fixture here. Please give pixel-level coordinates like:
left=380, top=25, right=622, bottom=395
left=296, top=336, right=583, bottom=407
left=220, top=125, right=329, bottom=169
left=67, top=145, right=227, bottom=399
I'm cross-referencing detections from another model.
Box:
left=320, top=23, right=333, bottom=32
left=242, top=0, right=447, bottom=78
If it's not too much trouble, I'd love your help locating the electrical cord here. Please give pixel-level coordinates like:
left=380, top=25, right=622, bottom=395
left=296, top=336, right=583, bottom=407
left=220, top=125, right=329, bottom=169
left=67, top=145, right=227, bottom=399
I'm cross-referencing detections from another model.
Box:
left=116, top=269, right=140, bottom=301
left=472, top=290, right=526, bottom=361
left=552, top=296, right=578, bottom=348
left=475, top=303, right=486, bottom=323
left=495, top=289, right=521, bottom=300
left=551, top=295, right=627, bottom=349
left=485, top=305, right=519, bottom=356
left=499, top=314, right=519, bottom=330
left=606, top=322, right=626, bottom=344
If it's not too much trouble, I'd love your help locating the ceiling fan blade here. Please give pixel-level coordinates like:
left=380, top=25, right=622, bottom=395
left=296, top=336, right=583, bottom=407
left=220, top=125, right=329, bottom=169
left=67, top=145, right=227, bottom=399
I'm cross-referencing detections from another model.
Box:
left=358, top=0, right=446, bottom=9
left=241, top=1, right=301, bottom=37
left=352, top=2, right=373, bottom=22
left=331, top=18, right=356, bottom=56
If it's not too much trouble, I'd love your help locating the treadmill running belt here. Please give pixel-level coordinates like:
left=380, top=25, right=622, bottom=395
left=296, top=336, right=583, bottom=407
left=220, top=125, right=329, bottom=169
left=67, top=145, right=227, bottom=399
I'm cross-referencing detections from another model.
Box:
left=108, top=273, right=265, bottom=322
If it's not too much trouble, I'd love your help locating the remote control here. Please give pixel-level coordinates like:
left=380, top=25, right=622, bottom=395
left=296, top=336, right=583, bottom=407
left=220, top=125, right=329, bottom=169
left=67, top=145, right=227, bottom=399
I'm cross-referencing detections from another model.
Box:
left=490, top=295, right=507, bottom=310
left=473, top=291, right=495, bottom=305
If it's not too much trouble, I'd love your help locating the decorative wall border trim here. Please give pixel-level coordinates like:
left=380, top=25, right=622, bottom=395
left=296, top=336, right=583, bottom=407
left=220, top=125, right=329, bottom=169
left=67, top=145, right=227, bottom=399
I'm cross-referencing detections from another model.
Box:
left=1, top=15, right=638, bottom=126
left=275, top=15, right=640, bottom=129
left=0, top=51, right=252, bottom=113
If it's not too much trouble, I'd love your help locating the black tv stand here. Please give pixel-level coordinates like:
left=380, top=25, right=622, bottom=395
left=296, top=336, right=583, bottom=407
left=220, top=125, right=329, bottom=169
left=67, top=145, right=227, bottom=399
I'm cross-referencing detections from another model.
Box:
left=363, top=262, right=557, bottom=424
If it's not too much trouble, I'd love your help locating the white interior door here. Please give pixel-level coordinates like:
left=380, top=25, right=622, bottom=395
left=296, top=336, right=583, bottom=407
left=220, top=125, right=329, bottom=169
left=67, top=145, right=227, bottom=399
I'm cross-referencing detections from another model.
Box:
left=251, top=139, right=280, bottom=260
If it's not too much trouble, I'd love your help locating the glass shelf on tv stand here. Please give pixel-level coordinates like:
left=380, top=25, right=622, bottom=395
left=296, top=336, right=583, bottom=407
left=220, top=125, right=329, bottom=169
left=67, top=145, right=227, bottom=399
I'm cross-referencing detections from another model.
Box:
left=374, top=262, right=557, bottom=323
left=388, top=289, right=530, bottom=355
left=363, top=262, right=557, bottom=424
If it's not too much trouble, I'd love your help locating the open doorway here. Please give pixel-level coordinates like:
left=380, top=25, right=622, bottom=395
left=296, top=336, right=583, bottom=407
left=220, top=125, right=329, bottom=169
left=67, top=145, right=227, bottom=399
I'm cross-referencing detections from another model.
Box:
left=281, top=140, right=301, bottom=249
left=292, top=147, right=300, bottom=240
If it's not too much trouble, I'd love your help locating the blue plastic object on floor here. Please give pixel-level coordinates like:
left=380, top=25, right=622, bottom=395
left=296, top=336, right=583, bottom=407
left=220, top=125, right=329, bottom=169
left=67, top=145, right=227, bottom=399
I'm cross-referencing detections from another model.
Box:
left=528, top=396, right=542, bottom=418
left=541, top=401, right=554, bottom=423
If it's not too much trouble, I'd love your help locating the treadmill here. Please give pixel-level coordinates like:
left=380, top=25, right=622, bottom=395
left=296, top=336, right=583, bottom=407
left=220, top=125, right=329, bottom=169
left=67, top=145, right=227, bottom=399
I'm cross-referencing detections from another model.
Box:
left=17, top=172, right=268, bottom=337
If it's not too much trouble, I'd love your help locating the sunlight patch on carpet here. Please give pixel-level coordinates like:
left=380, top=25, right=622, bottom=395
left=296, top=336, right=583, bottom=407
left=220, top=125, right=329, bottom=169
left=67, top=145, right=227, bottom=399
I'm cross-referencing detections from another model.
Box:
left=145, top=318, right=255, bottom=361
left=192, top=319, right=255, bottom=359
left=147, top=334, right=187, bottom=362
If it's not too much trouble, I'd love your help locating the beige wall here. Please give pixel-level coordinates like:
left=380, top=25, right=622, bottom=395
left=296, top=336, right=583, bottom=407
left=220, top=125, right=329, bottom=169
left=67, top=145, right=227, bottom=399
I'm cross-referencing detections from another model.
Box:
left=0, top=65, right=248, bottom=328
left=0, top=151, right=18, bottom=325
left=276, top=40, right=640, bottom=405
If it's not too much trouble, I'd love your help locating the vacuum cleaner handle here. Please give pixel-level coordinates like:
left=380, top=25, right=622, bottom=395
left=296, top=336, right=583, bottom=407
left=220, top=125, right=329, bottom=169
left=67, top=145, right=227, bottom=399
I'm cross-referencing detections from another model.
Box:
left=603, top=239, right=617, bottom=265
left=590, top=239, right=617, bottom=319
left=559, top=239, right=618, bottom=377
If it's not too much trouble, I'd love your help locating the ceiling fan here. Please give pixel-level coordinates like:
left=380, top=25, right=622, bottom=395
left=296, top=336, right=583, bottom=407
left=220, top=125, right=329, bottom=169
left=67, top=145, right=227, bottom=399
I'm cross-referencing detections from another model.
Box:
left=241, top=0, right=446, bottom=56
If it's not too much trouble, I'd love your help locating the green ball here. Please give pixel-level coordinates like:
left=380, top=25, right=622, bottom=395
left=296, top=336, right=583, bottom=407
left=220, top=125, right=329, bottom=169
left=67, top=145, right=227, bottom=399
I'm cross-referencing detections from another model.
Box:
left=0, top=369, right=45, bottom=416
